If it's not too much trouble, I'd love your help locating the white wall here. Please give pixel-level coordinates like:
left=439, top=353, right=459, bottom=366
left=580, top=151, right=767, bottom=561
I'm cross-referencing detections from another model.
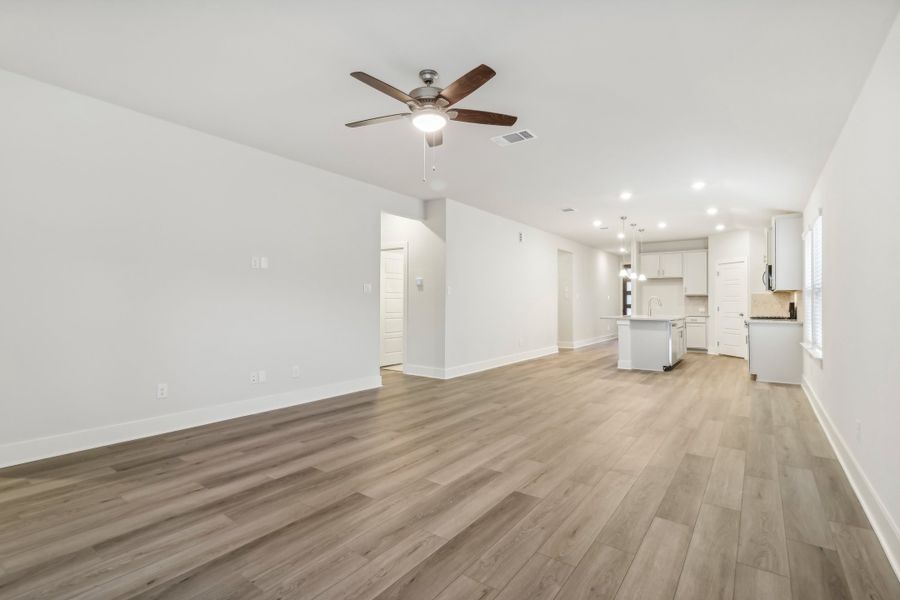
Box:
left=443, top=199, right=619, bottom=375
left=801, top=13, right=900, bottom=570
left=0, top=69, right=423, bottom=466
left=380, top=212, right=446, bottom=376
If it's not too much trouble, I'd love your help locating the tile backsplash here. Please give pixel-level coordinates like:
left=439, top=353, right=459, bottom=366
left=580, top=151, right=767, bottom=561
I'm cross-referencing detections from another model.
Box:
left=750, top=291, right=795, bottom=317
left=684, top=296, right=709, bottom=316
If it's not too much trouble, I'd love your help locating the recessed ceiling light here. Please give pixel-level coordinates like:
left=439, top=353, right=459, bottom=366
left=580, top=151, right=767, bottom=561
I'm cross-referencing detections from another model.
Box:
left=691, top=180, right=707, bottom=191
left=620, top=190, right=633, bottom=201
left=619, top=247, right=626, bottom=253
left=658, top=222, right=667, bottom=229
left=593, top=219, right=603, bottom=227
left=706, top=207, right=718, bottom=215
left=617, top=232, right=625, bottom=239
left=715, top=223, right=725, bottom=231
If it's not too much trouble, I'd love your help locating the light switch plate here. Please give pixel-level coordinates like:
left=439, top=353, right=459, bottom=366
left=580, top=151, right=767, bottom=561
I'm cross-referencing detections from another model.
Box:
left=291, top=365, right=301, bottom=378
left=258, top=370, right=267, bottom=383
left=251, top=256, right=261, bottom=269
left=363, top=283, right=373, bottom=294
left=260, top=256, right=269, bottom=269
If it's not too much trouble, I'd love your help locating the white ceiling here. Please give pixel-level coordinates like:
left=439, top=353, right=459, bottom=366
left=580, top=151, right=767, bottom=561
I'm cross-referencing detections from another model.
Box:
left=1, top=0, right=897, bottom=249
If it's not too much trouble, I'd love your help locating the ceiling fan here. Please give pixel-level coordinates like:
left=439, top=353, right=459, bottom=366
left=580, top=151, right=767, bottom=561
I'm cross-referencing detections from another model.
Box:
left=345, top=64, right=518, bottom=147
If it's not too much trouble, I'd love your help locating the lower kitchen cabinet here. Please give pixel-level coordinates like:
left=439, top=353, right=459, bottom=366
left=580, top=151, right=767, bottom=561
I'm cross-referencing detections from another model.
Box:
left=686, top=317, right=707, bottom=350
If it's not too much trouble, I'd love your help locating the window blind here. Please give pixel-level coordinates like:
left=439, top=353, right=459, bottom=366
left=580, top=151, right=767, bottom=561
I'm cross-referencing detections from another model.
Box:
left=812, top=215, right=823, bottom=352
left=804, top=215, right=823, bottom=356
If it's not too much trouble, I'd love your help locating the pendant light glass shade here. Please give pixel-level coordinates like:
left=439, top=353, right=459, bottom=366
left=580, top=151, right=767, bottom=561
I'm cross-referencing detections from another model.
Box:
left=619, top=267, right=629, bottom=278
left=638, top=273, right=647, bottom=281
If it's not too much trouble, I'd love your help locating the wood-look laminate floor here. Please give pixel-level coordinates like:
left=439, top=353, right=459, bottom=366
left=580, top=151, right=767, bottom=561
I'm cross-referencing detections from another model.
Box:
left=1, top=343, right=898, bottom=599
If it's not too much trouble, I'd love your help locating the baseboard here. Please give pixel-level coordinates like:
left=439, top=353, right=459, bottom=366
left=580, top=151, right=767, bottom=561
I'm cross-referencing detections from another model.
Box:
left=442, top=346, right=559, bottom=380
left=801, top=376, right=900, bottom=579
left=402, top=364, right=445, bottom=379
left=558, top=334, right=617, bottom=350
left=0, top=375, right=382, bottom=469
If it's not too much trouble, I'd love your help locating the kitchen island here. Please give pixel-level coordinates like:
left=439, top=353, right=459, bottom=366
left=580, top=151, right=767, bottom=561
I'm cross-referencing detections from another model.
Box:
left=601, top=315, right=686, bottom=371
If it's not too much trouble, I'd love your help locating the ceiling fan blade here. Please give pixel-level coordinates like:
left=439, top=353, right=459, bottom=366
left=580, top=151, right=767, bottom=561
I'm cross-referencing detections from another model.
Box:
left=426, top=130, right=443, bottom=147
left=438, top=64, right=496, bottom=106
left=350, top=72, right=419, bottom=106
left=449, top=109, right=518, bottom=126
left=345, top=113, right=409, bottom=128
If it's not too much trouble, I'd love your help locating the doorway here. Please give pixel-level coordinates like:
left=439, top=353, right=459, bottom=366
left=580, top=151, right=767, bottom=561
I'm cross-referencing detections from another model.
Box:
left=715, top=257, right=748, bottom=358
left=557, top=250, right=574, bottom=348
left=380, top=244, right=406, bottom=368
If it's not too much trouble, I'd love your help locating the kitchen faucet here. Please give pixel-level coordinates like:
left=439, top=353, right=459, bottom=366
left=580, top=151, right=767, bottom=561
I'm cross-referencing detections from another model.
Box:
left=648, top=296, right=662, bottom=316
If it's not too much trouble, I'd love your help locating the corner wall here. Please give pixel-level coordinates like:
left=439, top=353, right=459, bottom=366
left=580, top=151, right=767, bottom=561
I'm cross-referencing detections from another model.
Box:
left=443, top=199, right=619, bottom=376
left=801, top=12, right=900, bottom=571
left=0, top=69, right=422, bottom=466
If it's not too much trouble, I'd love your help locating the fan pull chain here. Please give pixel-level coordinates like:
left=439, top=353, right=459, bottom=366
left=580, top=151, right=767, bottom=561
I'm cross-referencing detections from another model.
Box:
left=432, top=139, right=436, bottom=172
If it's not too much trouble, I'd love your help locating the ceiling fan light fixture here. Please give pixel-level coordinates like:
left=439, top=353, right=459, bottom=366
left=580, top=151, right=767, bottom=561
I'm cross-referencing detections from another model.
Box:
left=411, top=108, right=448, bottom=133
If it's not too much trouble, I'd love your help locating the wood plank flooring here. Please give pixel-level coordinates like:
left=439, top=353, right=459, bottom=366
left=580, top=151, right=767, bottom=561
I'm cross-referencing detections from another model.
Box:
left=1, top=343, right=898, bottom=599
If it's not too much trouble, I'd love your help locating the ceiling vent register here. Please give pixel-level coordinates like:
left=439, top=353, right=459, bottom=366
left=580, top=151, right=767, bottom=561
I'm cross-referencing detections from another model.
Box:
left=491, top=129, right=537, bottom=146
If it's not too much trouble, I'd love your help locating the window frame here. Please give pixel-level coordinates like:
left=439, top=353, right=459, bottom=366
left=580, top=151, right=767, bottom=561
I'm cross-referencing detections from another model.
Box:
left=802, top=214, right=823, bottom=359
left=622, top=264, right=632, bottom=316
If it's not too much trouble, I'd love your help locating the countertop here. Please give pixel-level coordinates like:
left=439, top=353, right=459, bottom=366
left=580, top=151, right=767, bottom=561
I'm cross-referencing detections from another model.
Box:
left=600, top=315, right=686, bottom=321
left=745, top=318, right=803, bottom=325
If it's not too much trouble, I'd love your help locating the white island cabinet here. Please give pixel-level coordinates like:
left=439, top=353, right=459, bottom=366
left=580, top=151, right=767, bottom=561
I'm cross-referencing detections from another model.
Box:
left=603, top=315, right=686, bottom=371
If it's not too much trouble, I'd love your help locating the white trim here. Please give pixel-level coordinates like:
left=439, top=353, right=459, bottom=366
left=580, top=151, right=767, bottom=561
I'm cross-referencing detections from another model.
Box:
left=801, top=376, right=900, bottom=580
left=0, top=375, right=382, bottom=469
left=402, top=363, right=446, bottom=379
left=406, top=346, right=559, bottom=380
left=558, top=334, right=617, bottom=350
left=801, top=342, right=823, bottom=361
left=444, top=346, right=559, bottom=379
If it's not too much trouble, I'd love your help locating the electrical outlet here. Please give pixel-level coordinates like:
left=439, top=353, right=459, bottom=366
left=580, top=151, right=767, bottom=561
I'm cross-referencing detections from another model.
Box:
left=156, top=383, right=168, bottom=400
left=258, top=370, right=267, bottom=383
left=291, top=365, right=301, bottom=378
left=249, top=371, right=259, bottom=384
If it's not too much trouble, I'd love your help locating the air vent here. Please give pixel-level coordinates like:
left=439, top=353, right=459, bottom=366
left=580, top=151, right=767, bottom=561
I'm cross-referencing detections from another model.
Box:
left=491, top=129, right=537, bottom=147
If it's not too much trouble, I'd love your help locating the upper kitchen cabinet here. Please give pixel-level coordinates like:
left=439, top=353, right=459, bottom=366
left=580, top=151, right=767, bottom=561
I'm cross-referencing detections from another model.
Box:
left=683, top=251, right=708, bottom=295
left=766, top=214, right=803, bottom=291
left=642, top=253, right=661, bottom=278
left=641, top=251, right=685, bottom=278
left=659, top=253, right=683, bottom=278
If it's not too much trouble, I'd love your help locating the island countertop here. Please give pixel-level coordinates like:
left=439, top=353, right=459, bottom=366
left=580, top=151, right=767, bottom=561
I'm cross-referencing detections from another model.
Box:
left=599, top=315, right=685, bottom=321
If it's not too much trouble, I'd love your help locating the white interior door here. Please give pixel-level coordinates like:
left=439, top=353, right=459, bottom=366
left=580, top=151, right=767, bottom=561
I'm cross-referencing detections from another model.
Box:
left=380, top=248, right=405, bottom=366
left=716, top=257, right=748, bottom=358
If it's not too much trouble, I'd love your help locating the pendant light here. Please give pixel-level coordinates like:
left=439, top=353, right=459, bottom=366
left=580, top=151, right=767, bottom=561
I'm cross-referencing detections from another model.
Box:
left=628, top=223, right=638, bottom=280
left=637, top=228, right=647, bottom=281
left=617, top=216, right=629, bottom=278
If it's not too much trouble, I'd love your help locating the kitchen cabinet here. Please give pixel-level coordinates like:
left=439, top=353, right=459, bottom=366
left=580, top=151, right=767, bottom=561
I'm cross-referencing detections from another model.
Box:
left=641, top=253, right=661, bottom=278
left=747, top=319, right=802, bottom=383
left=683, top=251, right=708, bottom=296
left=640, top=252, right=683, bottom=279
left=659, top=253, right=683, bottom=278
left=766, top=214, right=803, bottom=291
left=686, top=317, right=707, bottom=349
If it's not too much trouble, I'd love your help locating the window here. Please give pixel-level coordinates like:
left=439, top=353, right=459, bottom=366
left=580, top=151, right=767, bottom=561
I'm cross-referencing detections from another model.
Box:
left=622, top=264, right=632, bottom=316
left=803, top=215, right=823, bottom=358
